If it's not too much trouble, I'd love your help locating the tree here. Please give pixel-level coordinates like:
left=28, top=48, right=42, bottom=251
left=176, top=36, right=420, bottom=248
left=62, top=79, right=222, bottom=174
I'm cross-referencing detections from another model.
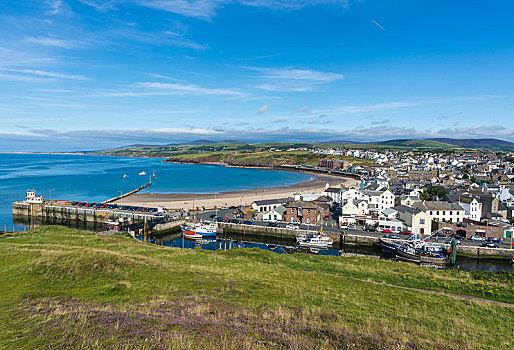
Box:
left=422, top=185, right=449, bottom=201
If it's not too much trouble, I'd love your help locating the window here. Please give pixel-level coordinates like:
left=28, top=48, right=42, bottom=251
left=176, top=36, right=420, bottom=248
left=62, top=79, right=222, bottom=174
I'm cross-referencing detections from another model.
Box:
left=419, top=219, right=425, bottom=224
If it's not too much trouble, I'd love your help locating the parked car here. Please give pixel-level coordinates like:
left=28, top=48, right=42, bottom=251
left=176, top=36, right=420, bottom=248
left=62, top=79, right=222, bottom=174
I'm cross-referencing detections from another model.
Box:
left=286, top=224, right=299, bottom=230
left=364, top=226, right=377, bottom=232
left=381, top=229, right=393, bottom=233
left=487, top=237, right=503, bottom=244
left=400, top=230, right=413, bottom=235
left=444, top=237, right=461, bottom=245
left=471, top=235, right=486, bottom=242
left=267, top=222, right=280, bottom=227
left=243, top=220, right=254, bottom=225
left=480, top=242, right=499, bottom=248
left=383, top=234, right=401, bottom=239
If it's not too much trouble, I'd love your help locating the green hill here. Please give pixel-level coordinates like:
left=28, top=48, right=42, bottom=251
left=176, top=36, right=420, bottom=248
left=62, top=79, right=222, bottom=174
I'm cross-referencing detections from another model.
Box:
left=375, top=139, right=456, bottom=149
left=0, top=226, right=512, bottom=349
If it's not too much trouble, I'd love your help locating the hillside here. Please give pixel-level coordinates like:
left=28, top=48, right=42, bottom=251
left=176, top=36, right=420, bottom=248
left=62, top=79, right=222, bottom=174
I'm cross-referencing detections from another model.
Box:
left=374, top=139, right=455, bottom=149
left=0, top=226, right=512, bottom=349
left=428, top=138, right=514, bottom=150
left=97, top=144, right=375, bottom=167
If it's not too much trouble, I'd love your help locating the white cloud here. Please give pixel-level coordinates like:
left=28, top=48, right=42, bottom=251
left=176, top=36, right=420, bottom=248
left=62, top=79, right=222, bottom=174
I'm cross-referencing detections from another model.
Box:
left=258, top=104, right=269, bottom=114
left=79, top=0, right=351, bottom=20
left=313, top=101, right=424, bottom=116
left=138, top=81, right=251, bottom=98
left=0, top=68, right=88, bottom=81
left=247, top=67, right=343, bottom=92
left=25, top=36, right=78, bottom=49
left=253, top=67, right=343, bottom=82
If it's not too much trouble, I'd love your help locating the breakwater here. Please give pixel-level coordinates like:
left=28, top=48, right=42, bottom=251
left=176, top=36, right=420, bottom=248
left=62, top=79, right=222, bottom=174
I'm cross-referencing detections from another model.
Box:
left=102, top=180, right=152, bottom=204
left=12, top=201, right=162, bottom=224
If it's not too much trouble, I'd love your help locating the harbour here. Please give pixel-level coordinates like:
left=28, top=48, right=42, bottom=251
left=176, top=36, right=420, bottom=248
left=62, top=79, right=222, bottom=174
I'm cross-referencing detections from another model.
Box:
left=3, top=152, right=514, bottom=273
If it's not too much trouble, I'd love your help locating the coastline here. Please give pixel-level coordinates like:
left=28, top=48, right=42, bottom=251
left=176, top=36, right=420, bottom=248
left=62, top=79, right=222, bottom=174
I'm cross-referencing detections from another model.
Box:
left=116, top=170, right=357, bottom=210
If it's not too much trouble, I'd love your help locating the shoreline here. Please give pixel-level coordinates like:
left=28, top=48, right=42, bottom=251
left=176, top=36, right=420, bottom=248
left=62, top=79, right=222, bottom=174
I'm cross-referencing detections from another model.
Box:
left=116, top=169, right=358, bottom=210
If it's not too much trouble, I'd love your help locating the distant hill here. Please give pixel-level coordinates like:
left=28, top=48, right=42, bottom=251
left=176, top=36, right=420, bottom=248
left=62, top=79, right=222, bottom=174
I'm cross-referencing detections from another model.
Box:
left=374, top=139, right=454, bottom=149
left=366, top=138, right=514, bottom=151
left=427, top=138, right=514, bottom=150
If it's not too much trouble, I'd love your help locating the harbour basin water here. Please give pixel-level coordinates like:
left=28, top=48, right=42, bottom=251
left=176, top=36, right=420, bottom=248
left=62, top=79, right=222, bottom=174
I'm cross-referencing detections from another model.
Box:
left=146, top=233, right=514, bottom=273
left=0, top=153, right=312, bottom=230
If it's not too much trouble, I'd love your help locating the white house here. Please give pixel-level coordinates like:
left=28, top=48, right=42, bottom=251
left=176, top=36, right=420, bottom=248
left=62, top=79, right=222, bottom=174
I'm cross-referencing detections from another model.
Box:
left=400, top=195, right=421, bottom=207
left=262, top=205, right=287, bottom=222
left=26, top=190, right=44, bottom=204
left=340, top=188, right=365, bottom=202
left=459, top=197, right=482, bottom=222
left=413, top=201, right=464, bottom=224
left=380, top=208, right=398, bottom=220
left=322, top=187, right=343, bottom=203
left=361, top=189, right=395, bottom=212
left=252, top=198, right=290, bottom=213
left=393, top=205, right=432, bottom=235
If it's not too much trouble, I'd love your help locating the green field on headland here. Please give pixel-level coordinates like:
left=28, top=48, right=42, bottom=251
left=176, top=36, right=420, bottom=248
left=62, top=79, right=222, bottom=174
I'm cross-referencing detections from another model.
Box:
left=97, top=143, right=375, bottom=167
left=0, top=226, right=512, bottom=349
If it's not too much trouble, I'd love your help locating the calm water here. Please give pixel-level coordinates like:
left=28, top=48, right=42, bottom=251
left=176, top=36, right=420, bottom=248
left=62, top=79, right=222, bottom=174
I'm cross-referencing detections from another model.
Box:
left=148, top=234, right=513, bottom=272
left=0, top=153, right=311, bottom=230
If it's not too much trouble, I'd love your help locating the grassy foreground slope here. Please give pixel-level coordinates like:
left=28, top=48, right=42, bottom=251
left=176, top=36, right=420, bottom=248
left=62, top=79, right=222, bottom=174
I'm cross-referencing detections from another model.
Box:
left=0, top=227, right=512, bottom=350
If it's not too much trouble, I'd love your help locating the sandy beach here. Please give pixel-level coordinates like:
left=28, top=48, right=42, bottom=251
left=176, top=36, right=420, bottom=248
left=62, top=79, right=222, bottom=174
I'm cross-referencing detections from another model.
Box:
left=116, top=171, right=358, bottom=210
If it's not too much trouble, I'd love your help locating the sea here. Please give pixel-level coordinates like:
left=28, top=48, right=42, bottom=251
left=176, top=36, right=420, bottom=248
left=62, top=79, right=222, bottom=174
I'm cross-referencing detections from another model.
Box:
left=0, top=153, right=311, bottom=230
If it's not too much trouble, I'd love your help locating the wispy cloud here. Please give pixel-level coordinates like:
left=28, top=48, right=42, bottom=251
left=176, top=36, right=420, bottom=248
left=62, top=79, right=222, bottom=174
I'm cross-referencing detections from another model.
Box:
left=313, top=101, right=422, bottom=116
left=247, top=67, right=343, bottom=92
left=79, top=0, right=351, bottom=20
left=0, top=68, right=88, bottom=81
left=250, top=67, right=343, bottom=82
left=258, top=104, right=269, bottom=114
left=136, top=81, right=252, bottom=98
left=24, top=36, right=78, bottom=49
left=45, top=0, right=73, bottom=16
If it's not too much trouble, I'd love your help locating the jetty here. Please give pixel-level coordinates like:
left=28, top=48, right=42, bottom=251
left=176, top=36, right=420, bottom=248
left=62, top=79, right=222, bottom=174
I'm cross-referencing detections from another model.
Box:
left=102, top=179, right=152, bottom=204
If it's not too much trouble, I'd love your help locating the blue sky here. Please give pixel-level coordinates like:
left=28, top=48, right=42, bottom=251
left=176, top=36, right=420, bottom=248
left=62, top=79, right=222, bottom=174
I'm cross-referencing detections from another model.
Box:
left=1, top=0, right=514, bottom=151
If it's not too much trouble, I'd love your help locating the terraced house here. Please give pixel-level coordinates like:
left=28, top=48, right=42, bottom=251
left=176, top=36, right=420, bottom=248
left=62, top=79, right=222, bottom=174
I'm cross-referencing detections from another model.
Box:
left=283, top=201, right=327, bottom=224
left=413, top=201, right=464, bottom=224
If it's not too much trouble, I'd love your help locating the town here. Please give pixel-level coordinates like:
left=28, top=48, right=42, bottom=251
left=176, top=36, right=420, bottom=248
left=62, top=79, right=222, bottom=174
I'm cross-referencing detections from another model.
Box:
left=247, top=147, right=514, bottom=244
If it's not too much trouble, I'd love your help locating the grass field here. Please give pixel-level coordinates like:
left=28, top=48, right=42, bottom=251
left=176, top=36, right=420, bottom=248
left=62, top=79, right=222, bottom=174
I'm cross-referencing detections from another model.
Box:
left=0, top=226, right=512, bottom=349
left=167, top=150, right=375, bottom=167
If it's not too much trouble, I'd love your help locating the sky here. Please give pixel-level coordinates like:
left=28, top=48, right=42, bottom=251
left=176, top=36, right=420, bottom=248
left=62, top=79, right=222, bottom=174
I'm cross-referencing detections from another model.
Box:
left=1, top=0, right=514, bottom=151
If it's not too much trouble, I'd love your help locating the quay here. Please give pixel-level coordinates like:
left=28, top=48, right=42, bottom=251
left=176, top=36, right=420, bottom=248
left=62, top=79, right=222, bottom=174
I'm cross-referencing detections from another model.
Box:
left=217, top=222, right=513, bottom=260
left=12, top=189, right=163, bottom=227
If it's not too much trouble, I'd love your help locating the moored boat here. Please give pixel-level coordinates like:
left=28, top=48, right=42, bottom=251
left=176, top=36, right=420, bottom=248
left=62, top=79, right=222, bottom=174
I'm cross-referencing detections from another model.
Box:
left=296, top=233, right=333, bottom=248
left=379, top=234, right=451, bottom=266
left=181, top=221, right=218, bottom=239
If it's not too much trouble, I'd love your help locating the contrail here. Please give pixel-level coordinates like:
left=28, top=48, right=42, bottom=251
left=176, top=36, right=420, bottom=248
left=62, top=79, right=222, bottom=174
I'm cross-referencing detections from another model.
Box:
left=371, top=18, right=385, bottom=31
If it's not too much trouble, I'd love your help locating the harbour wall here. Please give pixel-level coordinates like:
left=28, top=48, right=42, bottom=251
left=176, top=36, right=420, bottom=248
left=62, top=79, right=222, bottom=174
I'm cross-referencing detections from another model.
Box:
left=218, top=222, right=513, bottom=260
left=12, top=201, right=161, bottom=224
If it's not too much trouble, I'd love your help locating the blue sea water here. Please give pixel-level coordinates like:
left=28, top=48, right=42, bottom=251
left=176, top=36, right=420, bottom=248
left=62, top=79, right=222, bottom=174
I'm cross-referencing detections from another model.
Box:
left=0, top=153, right=311, bottom=230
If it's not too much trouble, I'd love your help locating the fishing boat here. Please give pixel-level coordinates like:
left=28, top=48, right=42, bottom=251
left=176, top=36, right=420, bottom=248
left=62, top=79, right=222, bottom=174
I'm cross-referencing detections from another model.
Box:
left=138, top=171, right=147, bottom=176
left=378, top=233, right=452, bottom=266
left=182, top=221, right=218, bottom=239
left=123, top=174, right=128, bottom=179
left=296, top=233, right=333, bottom=248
